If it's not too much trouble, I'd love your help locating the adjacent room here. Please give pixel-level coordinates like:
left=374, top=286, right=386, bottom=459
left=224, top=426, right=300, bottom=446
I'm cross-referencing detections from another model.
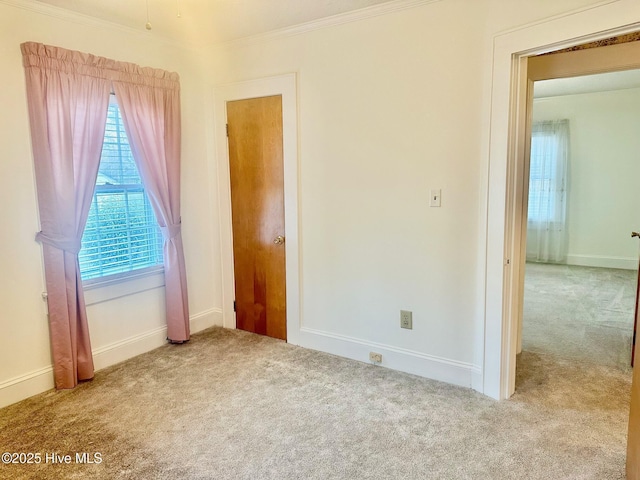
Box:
left=520, top=71, right=640, bottom=373
left=1, top=0, right=640, bottom=478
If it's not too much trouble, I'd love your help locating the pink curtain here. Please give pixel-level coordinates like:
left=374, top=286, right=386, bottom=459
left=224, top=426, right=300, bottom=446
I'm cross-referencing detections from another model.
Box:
left=113, top=78, right=190, bottom=342
left=21, top=42, right=111, bottom=389
left=22, top=41, right=190, bottom=389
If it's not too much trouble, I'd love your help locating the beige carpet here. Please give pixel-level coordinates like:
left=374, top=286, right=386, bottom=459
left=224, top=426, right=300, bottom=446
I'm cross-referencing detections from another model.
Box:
left=0, top=326, right=631, bottom=479
left=522, top=263, right=636, bottom=370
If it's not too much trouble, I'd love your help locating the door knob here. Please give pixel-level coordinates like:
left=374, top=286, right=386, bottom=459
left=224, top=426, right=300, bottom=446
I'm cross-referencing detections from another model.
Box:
left=273, top=235, right=285, bottom=245
left=632, top=232, right=640, bottom=238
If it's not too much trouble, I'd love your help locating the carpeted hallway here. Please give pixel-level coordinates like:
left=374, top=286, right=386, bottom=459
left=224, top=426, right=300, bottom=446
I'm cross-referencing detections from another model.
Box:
left=0, top=324, right=631, bottom=479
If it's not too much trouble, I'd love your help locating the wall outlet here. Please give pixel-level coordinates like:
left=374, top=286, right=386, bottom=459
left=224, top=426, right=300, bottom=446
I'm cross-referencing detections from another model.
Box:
left=369, top=352, right=383, bottom=364
left=401, top=310, right=413, bottom=329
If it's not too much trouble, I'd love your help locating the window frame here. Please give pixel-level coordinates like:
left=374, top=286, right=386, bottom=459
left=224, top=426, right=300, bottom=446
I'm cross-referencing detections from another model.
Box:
left=83, top=266, right=165, bottom=306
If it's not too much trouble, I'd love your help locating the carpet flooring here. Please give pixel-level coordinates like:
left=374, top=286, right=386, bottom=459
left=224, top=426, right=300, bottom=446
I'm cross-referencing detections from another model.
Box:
left=522, top=263, right=637, bottom=370
left=0, top=326, right=632, bottom=479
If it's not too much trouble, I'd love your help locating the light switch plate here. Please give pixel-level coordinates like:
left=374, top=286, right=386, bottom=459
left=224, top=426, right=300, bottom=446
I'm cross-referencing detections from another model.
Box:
left=430, top=189, right=441, bottom=207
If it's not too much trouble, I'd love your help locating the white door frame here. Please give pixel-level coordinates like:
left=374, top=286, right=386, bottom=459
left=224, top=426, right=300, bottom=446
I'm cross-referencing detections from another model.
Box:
left=484, top=0, right=640, bottom=400
left=212, top=73, right=301, bottom=345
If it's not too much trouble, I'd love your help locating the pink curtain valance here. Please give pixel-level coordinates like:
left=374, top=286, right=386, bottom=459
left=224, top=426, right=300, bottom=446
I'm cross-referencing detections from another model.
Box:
left=21, top=42, right=180, bottom=91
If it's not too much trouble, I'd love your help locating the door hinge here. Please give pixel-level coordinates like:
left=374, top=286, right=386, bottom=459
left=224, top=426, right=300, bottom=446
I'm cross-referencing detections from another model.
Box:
left=233, top=300, right=236, bottom=312
left=226, top=123, right=229, bottom=137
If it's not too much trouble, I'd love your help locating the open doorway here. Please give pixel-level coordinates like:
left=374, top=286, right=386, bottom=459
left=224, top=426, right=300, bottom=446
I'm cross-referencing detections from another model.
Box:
left=485, top=23, right=640, bottom=476
left=518, top=71, right=640, bottom=378
left=485, top=37, right=640, bottom=400
left=514, top=70, right=640, bottom=473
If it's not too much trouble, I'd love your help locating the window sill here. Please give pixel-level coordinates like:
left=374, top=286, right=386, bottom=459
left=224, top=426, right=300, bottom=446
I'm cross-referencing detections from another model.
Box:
left=83, top=266, right=165, bottom=307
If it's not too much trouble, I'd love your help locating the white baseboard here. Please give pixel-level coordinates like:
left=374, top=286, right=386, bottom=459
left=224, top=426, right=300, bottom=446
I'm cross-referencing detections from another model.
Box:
left=298, top=327, right=481, bottom=389
left=92, top=307, right=222, bottom=370
left=0, top=366, right=54, bottom=409
left=565, top=254, right=637, bottom=270
left=471, top=367, right=483, bottom=393
left=0, top=307, right=223, bottom=409
left=91, top=325, right=169, bottom=371
left=190, top=307, right=223, bottom=333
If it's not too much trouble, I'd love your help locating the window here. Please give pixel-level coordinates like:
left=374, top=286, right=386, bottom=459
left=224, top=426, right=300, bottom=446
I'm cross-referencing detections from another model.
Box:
left=79, top=96, right=163, bottom=281
left=526, top=119, right=569, bottom=263
left=527, top=131, right=558, bottom=222
left=527, top=121, right=569, bottom=223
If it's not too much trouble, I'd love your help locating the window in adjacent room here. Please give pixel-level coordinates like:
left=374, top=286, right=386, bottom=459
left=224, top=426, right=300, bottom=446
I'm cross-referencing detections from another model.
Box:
left=79, top=96, right=163, bottom=281
left=527, top=120, right=569, bottom=223
left=526, top=119, right=570, bottom=263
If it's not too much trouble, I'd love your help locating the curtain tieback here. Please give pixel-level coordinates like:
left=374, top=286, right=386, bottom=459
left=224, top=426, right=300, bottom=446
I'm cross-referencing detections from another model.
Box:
left=35, top=231, right=81, bottom=255
left=160, top=222, right=182, bottom=241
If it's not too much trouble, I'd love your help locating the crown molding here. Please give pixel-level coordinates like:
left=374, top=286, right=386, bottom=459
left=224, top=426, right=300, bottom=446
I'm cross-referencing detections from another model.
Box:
left=494, top=0, right=620, bottom=39
left=492, top=0, right=639, bottom=57
left=0, top=0, right=188, bottom=50
left=1, top=0, right=444, bottom=51
left=213, top=0, right=444, bottom=50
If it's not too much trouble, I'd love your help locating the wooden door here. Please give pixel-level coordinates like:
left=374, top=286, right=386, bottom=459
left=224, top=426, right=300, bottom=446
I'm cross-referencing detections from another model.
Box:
left=632, top=233, right=640, bottom=367
left=628, top=335, right=640, bottom=478
left=227, top=95, right=286, bottom=341
left=630, top=237, right=640, bottom=478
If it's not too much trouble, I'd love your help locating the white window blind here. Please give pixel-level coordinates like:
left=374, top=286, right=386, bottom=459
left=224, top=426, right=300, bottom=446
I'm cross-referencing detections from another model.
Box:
left=527, top=131, right=558, bottom=222
left=527, top=121, right=569, bottom=224
left=79, top=97, right=163, bottom=280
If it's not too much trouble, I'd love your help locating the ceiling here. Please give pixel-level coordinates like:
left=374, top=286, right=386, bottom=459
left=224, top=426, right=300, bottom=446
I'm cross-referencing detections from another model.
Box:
left=36, top=0, right=640, bottom=89
left=534, top=69, right=640, bottom=98
left=34, top=0, right=400, bottom=46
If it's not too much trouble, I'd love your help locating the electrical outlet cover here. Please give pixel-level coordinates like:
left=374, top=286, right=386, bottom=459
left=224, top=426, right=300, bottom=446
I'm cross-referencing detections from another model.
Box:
left=401, top=310, right=413, bottom=329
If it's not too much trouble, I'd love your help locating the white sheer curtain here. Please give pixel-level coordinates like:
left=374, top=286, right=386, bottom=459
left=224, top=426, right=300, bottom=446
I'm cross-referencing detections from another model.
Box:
left=526, top=119, right=570, bottom=263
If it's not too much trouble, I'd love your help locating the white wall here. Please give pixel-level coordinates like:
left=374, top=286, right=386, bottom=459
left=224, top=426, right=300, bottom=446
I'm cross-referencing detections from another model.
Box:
left=205, top=0, right=608, bottom=391
left=533, top=88, right=640, bottom=269
left=0, top=2, right=221, bottom=408
left=212, top=0, right=487, bottom=383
